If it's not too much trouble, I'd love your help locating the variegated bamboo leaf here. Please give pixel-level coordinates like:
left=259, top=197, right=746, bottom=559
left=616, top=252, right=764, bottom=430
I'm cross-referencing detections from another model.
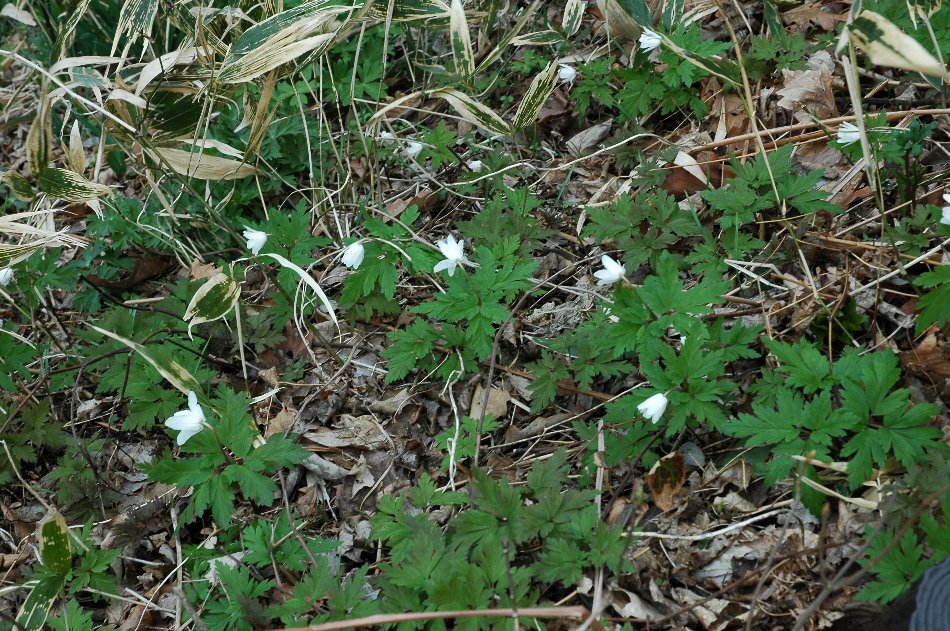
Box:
left=432, top=88, right=511, bottom=135
left=449, top=0, right=475, bottom=78
left=511, top=30, right=561, bottom=46
left=562, top=0, right=584, bottom=36
left=184, top=272, right=241, bottom=338
left=475, top=0, right=540, bottom=72
left=847, top=10, right=948, bottom=77
left=260, top=252, right=338, bottom=328
left=512, top=62, right=557, bottom=131
left=906, top=0, right=942, bottom=27
left=15, top=576, right=63, bottom=631
left=0, top=240, right=61, bottom=266
left=148, top=147, right=258, bottom=180
left=0, top=172, right=34, bottom=201
left=366, top=0, right=450, bottom=21
left=38, top=512, right=71, bottom=576
left=67, top=120, right=85, bottom=175
left=110, top=0, right=159, bottom=57
left=220, top=32, right=337, bottom=84
left=37, top=168, right=111, bottom=202
left=598, top=0, right=645, bottom=41
left=26, top=98, right=50, bottom=177
left=88, top=324, right=204, bottom=395
left=53, top=0, right=92, bottom=60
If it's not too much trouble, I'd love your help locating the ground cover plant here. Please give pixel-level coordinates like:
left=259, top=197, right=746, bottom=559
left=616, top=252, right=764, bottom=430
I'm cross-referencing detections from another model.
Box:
left=1, top=0, right=950, bottom=629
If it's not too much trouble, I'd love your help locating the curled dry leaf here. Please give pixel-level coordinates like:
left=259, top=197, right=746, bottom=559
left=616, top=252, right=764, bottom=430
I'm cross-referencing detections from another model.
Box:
left=645, top=451, right=687, bottom=512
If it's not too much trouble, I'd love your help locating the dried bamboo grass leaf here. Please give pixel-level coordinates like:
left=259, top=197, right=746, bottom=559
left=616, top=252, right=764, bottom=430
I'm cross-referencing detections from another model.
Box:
left=54, top=0, right=92, bottom=59
left=26, top=99, right=51, bottom=177
left=510, top=30, right=561, bottom=46
left=49, top=56, right=125, bottom=74
left=135, top=47, right=198, bottom=95
left=67, top=120, right=85, bottom=175
left=148, top=147, right=258, bottom=180
left=1, top=4, right=36, bottom=26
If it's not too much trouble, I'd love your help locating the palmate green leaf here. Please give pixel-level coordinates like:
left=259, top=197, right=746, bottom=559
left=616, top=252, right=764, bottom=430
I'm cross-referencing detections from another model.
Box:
left=914, top=264, right=950, bottom=334
left=763, top=338, right=833, bottom=394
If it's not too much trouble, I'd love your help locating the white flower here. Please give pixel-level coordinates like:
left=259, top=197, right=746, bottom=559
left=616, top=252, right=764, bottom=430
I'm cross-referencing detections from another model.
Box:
left=639, top=27, right=662, bottom=52
left=164, top=391, right=205, bottom=445
left=593, top=254, right=626, bottom=286
left=467, top=159, right=483, bottom=173
left=341, top=241, right=365, bottom=269
left=0, top=267, right=13, bottom=287
left=836, top=122, right=860, bottom=146
left=637, top=392, right=669, bottom=424
left=242, top=226, right=267, bottom=255
left=379, top=131, right=395, bottom=145
left=433, top=234, right=468, bottom=277
left=558, top=64, right=577, bottom=83
left=404, top=141, right=423, bottom=159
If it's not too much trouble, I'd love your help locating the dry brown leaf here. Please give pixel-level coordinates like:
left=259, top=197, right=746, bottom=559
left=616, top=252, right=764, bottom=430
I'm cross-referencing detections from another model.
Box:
left=901, top=328, right=950, bottom=382
left=265, top=407, right=296, bottom=438
left=645, top=451, right=687, bottom=511
left=776, top=69, right=838, bottom=122
left=189, top=259, right=221, bottom=281
left=469, top=384, right=510, bottom=420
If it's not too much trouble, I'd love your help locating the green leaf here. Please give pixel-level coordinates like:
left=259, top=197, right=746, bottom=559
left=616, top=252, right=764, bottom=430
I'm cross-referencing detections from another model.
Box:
left=16, top=575, right=64, bottom=631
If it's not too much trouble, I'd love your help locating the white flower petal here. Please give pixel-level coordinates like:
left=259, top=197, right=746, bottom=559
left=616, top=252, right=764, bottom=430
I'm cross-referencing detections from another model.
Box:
left=942, top=206, right=950, bottom=226
left=405, top=141, right=423, bottom=159
left=836, top=122, right=860, bottom=146
left=242, top=226, right=268, bottom=255
left=467, top=160, right=483, bottom=172
left=0, top=267, right=13, bottom=287
left=637, top=392, right=669, bottom=424
left=942, top=193, right=950, bottom=205
left=558, top=64, right=576, bottom=83
left=341, top=241, right=366, bottom=269
left=639, top=28, right=662, bottom=52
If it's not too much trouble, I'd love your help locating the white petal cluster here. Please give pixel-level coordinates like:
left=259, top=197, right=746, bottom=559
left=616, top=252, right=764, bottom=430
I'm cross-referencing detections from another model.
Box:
left=593, top=255, right=626, bottom=286
left=433, top=234, right=468, bottom=277
left=242, top=226, right=268, bottom=255
left=0, top=267, right=13, bottom=287
left=941, top=194, right=950, bottom=226
left=467, top=160, right=483, bottom=173
left=637, top=392, right=669, bottom=424
left=164, top=391, right=206, bottom=445
left=341, top=241, right=366, bottom=269
left=379, top=131, right=395, bottom=145
left=639, top=28, right=662, bottom=52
